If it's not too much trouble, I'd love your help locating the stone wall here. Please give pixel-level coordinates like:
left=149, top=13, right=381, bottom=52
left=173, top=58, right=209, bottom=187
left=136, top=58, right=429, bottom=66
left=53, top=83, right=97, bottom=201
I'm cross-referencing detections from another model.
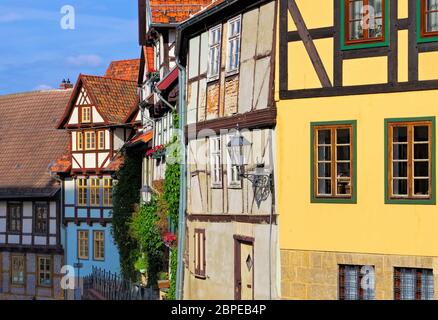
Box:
left=281, top=249, right=438, bottom=300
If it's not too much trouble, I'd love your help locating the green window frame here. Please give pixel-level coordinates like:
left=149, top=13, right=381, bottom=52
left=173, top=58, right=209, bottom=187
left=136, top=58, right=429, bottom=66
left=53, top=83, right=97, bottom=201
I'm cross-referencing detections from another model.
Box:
left=340, top=0, right=390, bottom=50
left=384, top=117, right=436, bottom=204
left=417, top=0, right=438, bottom=43
left=310, top=120, right=357, bottom=204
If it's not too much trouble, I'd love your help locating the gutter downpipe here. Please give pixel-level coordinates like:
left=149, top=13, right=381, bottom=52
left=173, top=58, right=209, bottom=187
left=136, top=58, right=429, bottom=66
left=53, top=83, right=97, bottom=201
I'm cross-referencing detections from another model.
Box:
left=175, top=57, right=187, bottom=300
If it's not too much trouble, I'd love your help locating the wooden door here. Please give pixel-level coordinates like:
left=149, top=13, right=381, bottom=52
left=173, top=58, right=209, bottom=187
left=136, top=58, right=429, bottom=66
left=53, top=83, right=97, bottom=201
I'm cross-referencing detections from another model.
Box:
left=234, top=237, right=254, bottom=300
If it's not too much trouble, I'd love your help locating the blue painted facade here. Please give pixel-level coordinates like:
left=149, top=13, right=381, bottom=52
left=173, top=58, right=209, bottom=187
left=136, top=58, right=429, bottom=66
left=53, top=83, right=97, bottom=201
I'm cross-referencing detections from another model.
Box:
left=61, top=176, right=120, bottom=278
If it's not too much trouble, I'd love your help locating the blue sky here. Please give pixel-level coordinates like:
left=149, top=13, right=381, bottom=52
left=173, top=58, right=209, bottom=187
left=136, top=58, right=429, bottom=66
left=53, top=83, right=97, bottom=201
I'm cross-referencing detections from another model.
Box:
left=0, top=0, right=140, bottom=94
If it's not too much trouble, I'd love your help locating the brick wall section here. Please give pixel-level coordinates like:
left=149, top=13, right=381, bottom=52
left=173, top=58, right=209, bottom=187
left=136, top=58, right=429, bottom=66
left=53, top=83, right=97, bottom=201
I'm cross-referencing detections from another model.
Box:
left=281, top=249, right=438, bottom=300
left=224, top=76, right=239, bottom=116
left=206, top=82, right=220, bottom=119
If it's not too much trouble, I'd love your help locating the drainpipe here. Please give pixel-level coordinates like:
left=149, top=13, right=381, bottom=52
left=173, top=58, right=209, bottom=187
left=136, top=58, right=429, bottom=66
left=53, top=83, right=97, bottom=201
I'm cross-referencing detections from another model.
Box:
left=175, top=57, right=187, bottom=300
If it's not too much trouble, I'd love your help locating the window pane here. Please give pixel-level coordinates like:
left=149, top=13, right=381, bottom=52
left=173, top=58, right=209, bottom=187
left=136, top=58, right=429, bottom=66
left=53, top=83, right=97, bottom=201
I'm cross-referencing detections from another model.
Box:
left=428, top=0, right=438, bottom=10
left=393, top=162, right=408, bottom=177
left=414, top=126, right=429, bottom=142
left=336, top=128, right=350, bottom=144
left=400, top=269, right=416, bottom=300
left=337, top=179, right=351, bottom=195
left=344, top=266, right=359, bottom=300
left=393, top=144, right=408, bottom=160
left=318, top=179, right=331, bottom=195
left=337, top=163, right=351, bottom=178
left=369, top=18, right=383, bottom=38
left=427, top=12, right=438, bottom=32
left=349, top=1, right=363, bottom=20
left=393, top=179, right=408, bottom=195
left=393, top=127, right=408, bottom=142
left=318, top=163, right=331, bottom=177
left=318, top=130, right=331, bottom=144
left=370, top=0, right=383, bottom=16
left=414, top=144, right=429, bottom=160
left=421, top=269, right=434, bottom=300
left=414, top=161, right=429, bottom=177
left=349, top=21, right=363, bottom=40
left=318, top=146, right=331, bottom=161
left=414, top=179, right=429, bottom=195
left=337, top=146, right=350, bottom=161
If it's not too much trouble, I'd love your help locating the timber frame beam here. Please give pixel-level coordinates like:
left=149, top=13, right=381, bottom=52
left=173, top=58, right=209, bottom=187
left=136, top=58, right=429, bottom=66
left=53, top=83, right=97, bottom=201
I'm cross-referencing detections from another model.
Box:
left=279, top=0, right=438, bottom=99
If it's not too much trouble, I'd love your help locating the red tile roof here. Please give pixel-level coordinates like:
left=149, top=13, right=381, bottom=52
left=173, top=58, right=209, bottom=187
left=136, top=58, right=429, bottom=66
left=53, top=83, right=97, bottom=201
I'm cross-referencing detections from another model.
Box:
left=149, top=0, right=213, bottom=24
left=0, top=89, right=72, bottom=197
left=105, top=59, right=140, bottom=82
left=144, top=45, right=155, bottom=73
left=57, top=75, right=139, bottom=128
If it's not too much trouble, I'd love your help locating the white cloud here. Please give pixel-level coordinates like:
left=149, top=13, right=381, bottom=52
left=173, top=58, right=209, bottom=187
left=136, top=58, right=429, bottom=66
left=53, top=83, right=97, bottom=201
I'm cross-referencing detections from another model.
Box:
left=0, top=13, right=22, bottom=23
left=66, top=54, right=103, bottom=67
left=34, top=84, right=53, bottom=91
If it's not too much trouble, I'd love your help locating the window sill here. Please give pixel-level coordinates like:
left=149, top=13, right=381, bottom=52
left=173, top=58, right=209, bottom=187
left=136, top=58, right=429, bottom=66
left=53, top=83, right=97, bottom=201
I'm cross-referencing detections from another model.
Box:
left=225, top=69, right=239, bottom=78
left=207, top=76, right=220, bottom=84
left=194, top=274, right=207, bottom=280
left=311, top=196, right=356, bottom=204
left=385, top=197, right=435, bottom=205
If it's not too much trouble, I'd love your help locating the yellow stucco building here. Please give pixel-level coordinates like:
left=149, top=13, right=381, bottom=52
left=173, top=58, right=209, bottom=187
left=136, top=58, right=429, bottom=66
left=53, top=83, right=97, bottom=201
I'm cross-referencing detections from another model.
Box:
left=276, top=0, right=438, bottom=299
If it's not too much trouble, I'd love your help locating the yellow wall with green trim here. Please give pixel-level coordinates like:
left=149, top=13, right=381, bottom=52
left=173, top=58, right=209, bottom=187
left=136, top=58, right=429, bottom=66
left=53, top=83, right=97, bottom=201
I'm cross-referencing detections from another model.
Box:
left=276, top=0, right=438, bottom=258
left=277, top=91, right=438, bottom=257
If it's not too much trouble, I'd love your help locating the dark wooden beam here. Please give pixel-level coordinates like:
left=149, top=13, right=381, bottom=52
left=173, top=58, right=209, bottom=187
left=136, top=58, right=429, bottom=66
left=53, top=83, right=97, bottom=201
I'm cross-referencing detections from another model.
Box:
left=280, top=80, right=438, bottom=99
left=341, top=46, right=390, bottom=60
left=418, top=41, right=438, bottom=53
left=288, top=0, right=332, bottom=87
left=287, top=26, right=334, bottom=41
left=185, top=108, right=277, bottom=141
left=408, top=0, right=418, bottom=81
left=388, top=0, right=398, bottom=84
left=138, top=0, right=147, bottom=46
left=333, top=0, right=342, bottom=87
left=279, top=0, right=289, bottom=92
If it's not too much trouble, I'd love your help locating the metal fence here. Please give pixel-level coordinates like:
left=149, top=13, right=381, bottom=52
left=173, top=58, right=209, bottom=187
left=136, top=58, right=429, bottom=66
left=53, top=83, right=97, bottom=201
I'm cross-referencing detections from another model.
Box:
left=83, top=266, right=159, bottom=300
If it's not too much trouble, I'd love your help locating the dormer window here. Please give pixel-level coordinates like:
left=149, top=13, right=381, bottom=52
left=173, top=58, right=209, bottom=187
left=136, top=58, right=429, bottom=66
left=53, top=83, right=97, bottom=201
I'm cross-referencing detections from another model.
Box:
left=81, top=106, right=91, bottom=123
left=342, top=0, right=387, bottom=49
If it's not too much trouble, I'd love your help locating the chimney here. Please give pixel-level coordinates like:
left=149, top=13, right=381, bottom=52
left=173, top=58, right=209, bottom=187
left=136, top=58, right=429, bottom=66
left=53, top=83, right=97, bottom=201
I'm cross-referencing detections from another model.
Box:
left=60, top=78, right=74, bottom=89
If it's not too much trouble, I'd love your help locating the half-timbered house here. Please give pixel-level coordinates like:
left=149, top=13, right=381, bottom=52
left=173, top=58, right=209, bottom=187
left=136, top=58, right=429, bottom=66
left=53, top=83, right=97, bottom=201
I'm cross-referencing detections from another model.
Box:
left=136, top=0, right=212, bottom=204
left=0, top=85, right=72, bottom=300
left=53, top=61, right=139, bottom=297
left=278, top=0, right=438, bottom=300
left=176, top=0, right=278, bottom=300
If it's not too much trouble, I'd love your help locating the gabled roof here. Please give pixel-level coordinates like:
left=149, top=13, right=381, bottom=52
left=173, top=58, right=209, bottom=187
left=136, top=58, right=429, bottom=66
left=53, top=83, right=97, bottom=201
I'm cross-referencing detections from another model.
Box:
left=105, top=59, right=140, bottom=82
left=57, top=74, right=139, bottom=128
left=0, top=89, right=72, bottom=198
left=148, top=0, right=213, bottom=25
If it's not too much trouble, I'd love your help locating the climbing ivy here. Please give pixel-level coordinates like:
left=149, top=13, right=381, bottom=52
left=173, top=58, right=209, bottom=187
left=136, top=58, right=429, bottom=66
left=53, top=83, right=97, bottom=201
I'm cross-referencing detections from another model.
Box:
left=111, top=151, right=142, bottom=281
left=165, top=248, right=178, bottom=300
left=130, top=197, right=164, bottom=288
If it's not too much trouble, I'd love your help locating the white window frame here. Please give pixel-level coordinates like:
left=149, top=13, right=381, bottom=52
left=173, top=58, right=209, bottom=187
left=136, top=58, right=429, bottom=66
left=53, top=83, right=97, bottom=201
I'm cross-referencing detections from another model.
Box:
left=210, top=136, right=222, bottom=188
left=227, top=134, right=242, bottom=188
left=207, top=25, right=222, bottom=81
left=226, top=15, right=242, bottom=74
